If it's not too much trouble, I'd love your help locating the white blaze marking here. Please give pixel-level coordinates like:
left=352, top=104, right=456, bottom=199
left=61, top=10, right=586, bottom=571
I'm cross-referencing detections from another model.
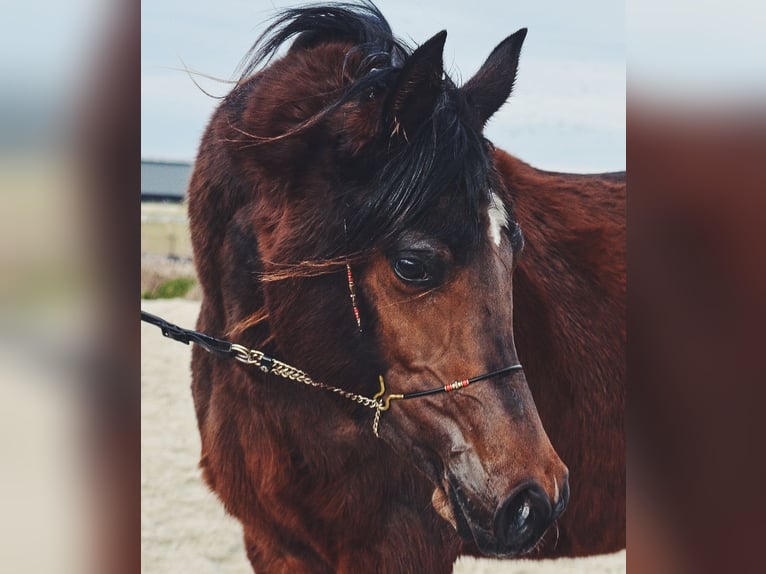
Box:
left=554, top=476, right=559, bottom=503
left=487, top=191, right=509, bottom=247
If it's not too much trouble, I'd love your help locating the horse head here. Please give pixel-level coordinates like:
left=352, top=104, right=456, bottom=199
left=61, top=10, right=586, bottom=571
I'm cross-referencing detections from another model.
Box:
left=343, top=29, right=569, bottom=556
left=197, top=4, right=569, bottom=558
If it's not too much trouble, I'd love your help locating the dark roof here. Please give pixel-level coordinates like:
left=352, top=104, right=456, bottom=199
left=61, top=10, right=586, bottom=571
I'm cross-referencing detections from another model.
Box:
left=141, top=159, right=193, bottom=201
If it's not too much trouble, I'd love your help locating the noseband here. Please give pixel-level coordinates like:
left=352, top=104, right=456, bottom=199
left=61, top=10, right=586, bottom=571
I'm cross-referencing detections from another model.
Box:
left=371, top=364, right=522, bottom=435
left=142, top=311, right=522, bottom=436
left=374, top=365, right=523, bottom=411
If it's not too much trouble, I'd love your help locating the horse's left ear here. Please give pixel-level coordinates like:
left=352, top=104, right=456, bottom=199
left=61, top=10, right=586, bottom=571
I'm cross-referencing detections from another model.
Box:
left=461, top=28, right=527, bottom=128
left=384, top=30, right=447, bottom=138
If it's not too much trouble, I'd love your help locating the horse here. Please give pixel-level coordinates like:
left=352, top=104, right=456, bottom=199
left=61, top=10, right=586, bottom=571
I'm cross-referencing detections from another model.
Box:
left=187, top=2, right=624, bottom=571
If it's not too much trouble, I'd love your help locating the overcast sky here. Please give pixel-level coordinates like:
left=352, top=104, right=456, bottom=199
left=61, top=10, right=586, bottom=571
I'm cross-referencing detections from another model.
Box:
left=142, top=1, right=625, bottom=172
left=2, top=1, right=761, bottom=171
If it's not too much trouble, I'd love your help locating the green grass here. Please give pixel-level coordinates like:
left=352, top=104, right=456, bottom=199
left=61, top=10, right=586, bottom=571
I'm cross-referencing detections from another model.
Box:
left=142, top=277, right=196, bottom=300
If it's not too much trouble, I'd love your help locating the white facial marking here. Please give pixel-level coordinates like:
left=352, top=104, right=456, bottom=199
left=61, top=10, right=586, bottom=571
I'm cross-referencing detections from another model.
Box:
left=554, top=476, right=560, bottom=504
left=487, top=191, right=509, bottom=247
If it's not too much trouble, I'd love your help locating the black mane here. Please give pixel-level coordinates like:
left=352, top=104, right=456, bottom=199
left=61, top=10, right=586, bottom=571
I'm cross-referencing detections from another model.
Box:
left=238, top=1, right=408, bottom=81
left=239, top=1, right=495, bottom=259
left=345, top=87, right=491, bottom=256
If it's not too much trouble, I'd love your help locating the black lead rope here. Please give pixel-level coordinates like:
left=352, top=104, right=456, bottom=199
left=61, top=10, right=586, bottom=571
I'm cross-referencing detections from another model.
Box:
left=141, top=311, right=234, bottom=356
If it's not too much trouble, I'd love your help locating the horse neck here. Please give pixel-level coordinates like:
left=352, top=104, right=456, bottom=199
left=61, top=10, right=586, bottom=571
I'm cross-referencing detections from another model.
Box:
left=493, top=149, right=626, bottom=431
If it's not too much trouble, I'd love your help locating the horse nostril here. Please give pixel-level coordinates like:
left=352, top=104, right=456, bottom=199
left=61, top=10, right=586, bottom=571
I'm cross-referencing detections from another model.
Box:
left=494, top=484, right=552, bottom=551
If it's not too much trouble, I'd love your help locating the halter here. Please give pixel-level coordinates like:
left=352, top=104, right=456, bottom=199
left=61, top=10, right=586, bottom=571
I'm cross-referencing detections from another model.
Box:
left=369, top=364, right=522, bottom=435
left=141, top=311, right=522, bottom=437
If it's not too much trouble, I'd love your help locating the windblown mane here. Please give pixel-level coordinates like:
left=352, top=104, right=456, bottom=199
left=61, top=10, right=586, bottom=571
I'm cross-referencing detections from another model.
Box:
left=233, top=0, right=499, bottom=261
left=237, top=1, right=407, bottom=79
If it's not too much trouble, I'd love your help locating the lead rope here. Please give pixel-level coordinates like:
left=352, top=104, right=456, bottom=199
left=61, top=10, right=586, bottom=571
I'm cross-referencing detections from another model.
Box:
left=142, top=311, right=522, bottom=438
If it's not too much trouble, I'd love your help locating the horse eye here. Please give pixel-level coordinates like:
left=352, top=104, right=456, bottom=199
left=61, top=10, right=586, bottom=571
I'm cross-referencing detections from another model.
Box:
left=393, top=257, right=429, bottom=283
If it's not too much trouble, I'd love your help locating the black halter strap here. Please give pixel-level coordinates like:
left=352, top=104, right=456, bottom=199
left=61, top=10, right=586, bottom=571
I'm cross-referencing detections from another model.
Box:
left=397, top=364, right=524, bottom=400
left=141, top=311, right=233, bottom=356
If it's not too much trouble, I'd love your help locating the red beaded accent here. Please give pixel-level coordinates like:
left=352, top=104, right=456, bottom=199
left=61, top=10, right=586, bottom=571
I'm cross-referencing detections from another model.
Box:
left=346, top=262, right=362, bottom=331
left=444, top=379, right=470, bottom=392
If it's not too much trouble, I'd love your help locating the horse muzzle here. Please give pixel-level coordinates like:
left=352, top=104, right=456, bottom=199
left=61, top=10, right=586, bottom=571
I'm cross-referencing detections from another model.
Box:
left=442, top=474, right=569, bottom=557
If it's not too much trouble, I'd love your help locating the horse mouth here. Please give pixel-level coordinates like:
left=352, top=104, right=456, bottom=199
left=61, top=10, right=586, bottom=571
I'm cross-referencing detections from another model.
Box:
left=437, top=476, right=551, bottom=558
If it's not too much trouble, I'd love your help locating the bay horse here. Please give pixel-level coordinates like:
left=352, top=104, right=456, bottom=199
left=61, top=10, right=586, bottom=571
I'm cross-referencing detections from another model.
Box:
left=188, top=2, right=624, bottom=571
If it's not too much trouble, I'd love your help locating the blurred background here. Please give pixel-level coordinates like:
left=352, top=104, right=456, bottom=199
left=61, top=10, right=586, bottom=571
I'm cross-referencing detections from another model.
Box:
left=141, top=0, right=625, bottom=171
left=0, top=0, right=764, bottom=572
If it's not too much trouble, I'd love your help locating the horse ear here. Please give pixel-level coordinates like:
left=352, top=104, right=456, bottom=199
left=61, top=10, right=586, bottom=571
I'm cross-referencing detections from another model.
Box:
left=384, top=30, right=447, bottom=138
left=461, top=28, right=527, bottom=128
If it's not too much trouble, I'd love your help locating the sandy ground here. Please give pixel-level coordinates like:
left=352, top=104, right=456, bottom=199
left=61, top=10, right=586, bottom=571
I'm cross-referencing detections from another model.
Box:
left=141, top=298, right=625, bottom=573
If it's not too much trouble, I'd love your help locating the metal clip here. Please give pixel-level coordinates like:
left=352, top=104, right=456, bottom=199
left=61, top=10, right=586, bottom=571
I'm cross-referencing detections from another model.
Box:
left=373, top=375, right=403, bottom=411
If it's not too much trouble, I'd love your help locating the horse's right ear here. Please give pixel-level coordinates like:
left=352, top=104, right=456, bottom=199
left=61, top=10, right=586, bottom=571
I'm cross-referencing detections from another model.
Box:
left=384, top=30, right=447, bottom=139
left=461, top=28, right=527, bottom=128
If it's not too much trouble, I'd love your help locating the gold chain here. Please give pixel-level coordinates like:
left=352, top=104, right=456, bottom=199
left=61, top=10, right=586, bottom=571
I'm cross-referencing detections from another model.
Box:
left=230, top=343, right=386, bottom=435
left=227, top=343, right=508, bottom=438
